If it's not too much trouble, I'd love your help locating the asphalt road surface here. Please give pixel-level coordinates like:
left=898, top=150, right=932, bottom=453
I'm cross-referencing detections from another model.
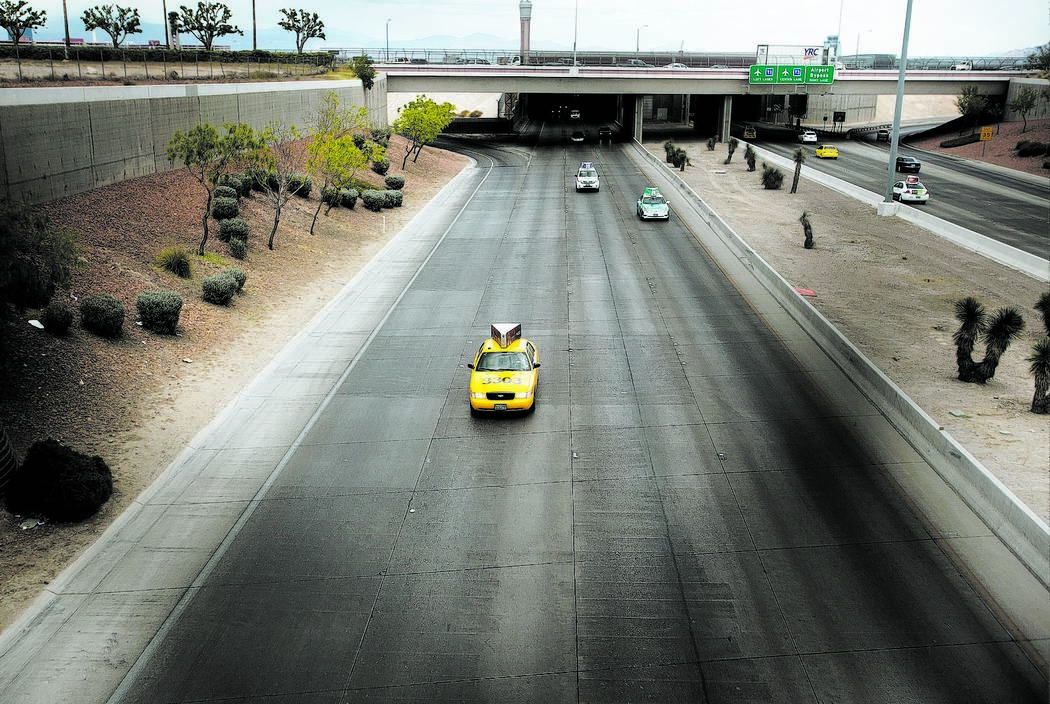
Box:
left=2, top=133, right=1045, bottom=703
left=753, top=135, right=1049, bottom=258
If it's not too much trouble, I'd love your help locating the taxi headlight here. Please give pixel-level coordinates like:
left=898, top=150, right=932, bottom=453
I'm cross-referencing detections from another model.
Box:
left=515, top=391, right=532, bottom=399
left=470, top=392, right=485, bottom=399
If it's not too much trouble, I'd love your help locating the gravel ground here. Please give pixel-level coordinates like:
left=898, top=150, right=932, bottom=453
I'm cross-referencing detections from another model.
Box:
left=0, top=120, right=1046, bottom=633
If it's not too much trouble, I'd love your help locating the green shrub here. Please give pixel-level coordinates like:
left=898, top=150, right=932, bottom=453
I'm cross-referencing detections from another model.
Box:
left=1016, top=140, right=1048, bottom=157
left=217, top=174, right=244, bottom=197
left=384, top=174, right=405, bottom=190
left=229, top=237, right=247, bottom=260
left=352, top=134, right=367, bottom=150
left=289, top=173, right=313, bottom=197
left=246, top=167, right=268, bottom=192
left=385, top=189, right=404, bottom=208
left=340, top=188, right=359, bottom=209
left=939, top=133, right=981, bottom=148
left=213, top=185, right=238, bottom=201
left=155, top=246, right=192, bottom=278
left=219, top=217, right=249, bottom=243
left=321, top=186, right=341, bottom=206
left=760, top=163, right=785, bottom=190
left=211, top=196, right=239, bottom=220
left=202, top=273, right=239, bottom=305
left=361, top=190, right=384, bottom=212
left=136, top=290, right=182, bottom=334
left=3, top=438, right=112, bottom=522
left=370, top=126, right=392, bottom=147
left=371, top=156, right=390, bottom=176
left=41, top=299, right=73, bottom=335
left=80, top=293, right=125, bottom=337
left=225, top=267, right=247, bottom=291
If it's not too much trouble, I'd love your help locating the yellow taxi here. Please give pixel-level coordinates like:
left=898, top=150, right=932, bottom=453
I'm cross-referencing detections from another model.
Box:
left=815, top=144, right=839, bottom=159
left=468, top=323, right=540, bottom=415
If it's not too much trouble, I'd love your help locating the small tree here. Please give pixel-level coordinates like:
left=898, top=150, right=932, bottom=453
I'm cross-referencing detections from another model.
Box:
left=254, top=123, right=302, bottom=250
left=790, top=148, right=806, bottom=194
left=172, top=1, right=242, bottom=52
left=80, top=4, right=141, bottom=48
left=1008, top=87, right=1038, bottom=133
left=1023, top=41, right=1050, bottom=74
left=307, top=134, right=367, bottom=233
left=1029, top=292, right=1050, bottom=413
left=955, top=85, right=988, bottom=134
left=760, top=163, right=784, bottom=189
left=724, top=137, right=739, bottom=165
left=166, top=122, right=260, bottom=256
left=0, top=0, right=47, bottom=80
left=663, top=140, right=675, bottom=163
left=351, top=54, right=377, bottom=90
left=744, top=144, right=757, bottom=172
left=799, top=210, right=814, bottom=249
left=392, top=95, right=457, bottom=168
left=277, top=8, right=325, bottom=55
left=952, top=296, right=1026, bottom=383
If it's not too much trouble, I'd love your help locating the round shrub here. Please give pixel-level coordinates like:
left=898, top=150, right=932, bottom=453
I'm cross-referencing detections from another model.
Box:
left=383, top=190, right=403, bottom=208
left=371, top=156, right=390, bottom=176
left=371, top=127, right=391, bottom=148
left=229, top=237, right=248, bottom=260
left=41, top=300, right=73, bottom=335
left=202, top=272, right=238, bottom=306
left=217, top=175, right=244, bottom=197
left=80, top=293, right=125, bottom=337
left=361, top=190, right=384, bottom=212
left=321, top=186, right=341, bottom=206
left=211, top=196, right=239, bottom=220
left=760, top=163, right=784, bottom=190
left=1016, top=141, right=1048, bottom=157
left=352, top=134, right=367, bottom=150
left=155, top=246, right=192, bottom=278
left=224, top=267, right=247, bottom=291
left=136, top=290, right=182, bottom=334
left=340, top=188, right=359, bottom=209
left=3, top=438, right=112, bottom=522
left=384, top=174, right=405, bottom=190
left=289, top=173, right=313, bottom=197
left=219, top=217, right=249, bottom=243
left=213, top=185, right=238, bottom=201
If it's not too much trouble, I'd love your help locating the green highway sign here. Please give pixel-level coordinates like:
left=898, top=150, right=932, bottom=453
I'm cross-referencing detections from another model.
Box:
left=749, top=64, right=836, bottom=85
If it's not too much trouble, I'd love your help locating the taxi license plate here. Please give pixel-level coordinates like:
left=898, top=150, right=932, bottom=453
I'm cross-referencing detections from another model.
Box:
left=494, top=403, right=508, bottom=411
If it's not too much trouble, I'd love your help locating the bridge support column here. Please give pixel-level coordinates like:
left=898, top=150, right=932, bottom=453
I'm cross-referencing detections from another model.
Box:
left=633, top=95, right=644, bottom=143
left=718, top=95, right=733, bottom=142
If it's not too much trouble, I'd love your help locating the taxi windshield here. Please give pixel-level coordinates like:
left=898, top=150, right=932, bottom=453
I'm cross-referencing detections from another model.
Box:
left=579, top=169, right=597, bottom=177
left=476, top=351, right=531, bottom=372
left=642, top=195, right=665, bottom=205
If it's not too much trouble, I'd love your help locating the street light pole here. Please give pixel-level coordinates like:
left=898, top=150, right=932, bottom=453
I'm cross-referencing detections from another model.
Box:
left=855, top=28, right=870, bottom=68
left=572, top=0, right=578, bottom=67
left=636, top=25, right=647, bottom=53
left=385, top=18, right=391, bottom=62
left=883, top=0, right=915, bottom=205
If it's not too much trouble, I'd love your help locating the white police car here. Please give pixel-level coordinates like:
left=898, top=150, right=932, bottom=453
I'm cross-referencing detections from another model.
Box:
left=575, top=162, right=600, bottom=192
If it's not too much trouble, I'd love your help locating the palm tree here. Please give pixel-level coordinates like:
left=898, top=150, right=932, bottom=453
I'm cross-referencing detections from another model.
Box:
left=1027, top=337, right=1050, bottom=413
left=790, top=147, right=805, bottom=194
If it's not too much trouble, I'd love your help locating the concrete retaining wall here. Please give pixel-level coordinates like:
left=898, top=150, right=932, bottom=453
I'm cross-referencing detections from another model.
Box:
left=630, top=140, right=1050, bottom=592
left=0, top=78, right=387, bottom=205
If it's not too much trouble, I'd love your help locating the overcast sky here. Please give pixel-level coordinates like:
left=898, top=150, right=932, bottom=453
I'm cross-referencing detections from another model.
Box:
left=23, top=0, right=1048, bottom=56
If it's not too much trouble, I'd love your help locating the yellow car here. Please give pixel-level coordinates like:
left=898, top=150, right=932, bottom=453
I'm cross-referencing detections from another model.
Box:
left=815, top=144, right=839, bottom=159
left=468, top=323, right=540, bottom=415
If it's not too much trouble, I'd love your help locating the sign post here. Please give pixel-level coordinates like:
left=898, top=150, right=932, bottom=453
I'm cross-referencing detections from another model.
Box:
left=980, top=126, right=993, bottom=156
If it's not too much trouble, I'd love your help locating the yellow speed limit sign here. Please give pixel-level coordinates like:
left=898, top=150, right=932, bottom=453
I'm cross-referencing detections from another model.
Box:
left=980, top=126, right=994, bottom=141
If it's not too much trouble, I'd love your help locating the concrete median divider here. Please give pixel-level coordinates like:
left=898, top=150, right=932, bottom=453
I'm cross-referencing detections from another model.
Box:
left=631, top=139, right=1049, bottom=656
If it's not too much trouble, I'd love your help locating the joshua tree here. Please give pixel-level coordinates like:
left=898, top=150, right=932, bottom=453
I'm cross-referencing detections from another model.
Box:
left=672, top=147, right=690, bottom=171
left=790, top=147, right=806, bottom=194
left=1027, top=292, right=1050, bottom=413
left=744, top=144, right=756, bottom=172
left=724, top=137, right=739, bottom=165
left=799, top=210, right=814, bottom=249
left=952, top=296, right=1026, bottom=383
left=663, top=140, right=675, bottom=163
left=1028, top=338, right=1050, bottom=413
left=706, top=136, right=716, bottom=151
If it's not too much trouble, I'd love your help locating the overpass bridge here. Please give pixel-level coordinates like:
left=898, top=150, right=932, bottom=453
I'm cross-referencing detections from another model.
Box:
left=380, top=64, right=1023, bottom=142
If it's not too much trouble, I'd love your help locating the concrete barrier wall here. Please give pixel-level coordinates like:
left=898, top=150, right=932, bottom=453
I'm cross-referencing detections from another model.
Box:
left=631, top=140, right=1050, bottom=592
left=0, top=77, right=388, bottom=205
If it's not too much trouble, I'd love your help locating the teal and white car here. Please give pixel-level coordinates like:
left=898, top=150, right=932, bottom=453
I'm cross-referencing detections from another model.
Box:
left=636, top=187, right=670, bottom=220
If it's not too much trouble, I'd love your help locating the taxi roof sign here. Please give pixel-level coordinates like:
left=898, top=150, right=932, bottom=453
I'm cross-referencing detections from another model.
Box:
left=580, top=161, right=593, bottom=169
left=490, top=323, right=522, bottom=348
left=642, top=186, right=662, bottom=197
